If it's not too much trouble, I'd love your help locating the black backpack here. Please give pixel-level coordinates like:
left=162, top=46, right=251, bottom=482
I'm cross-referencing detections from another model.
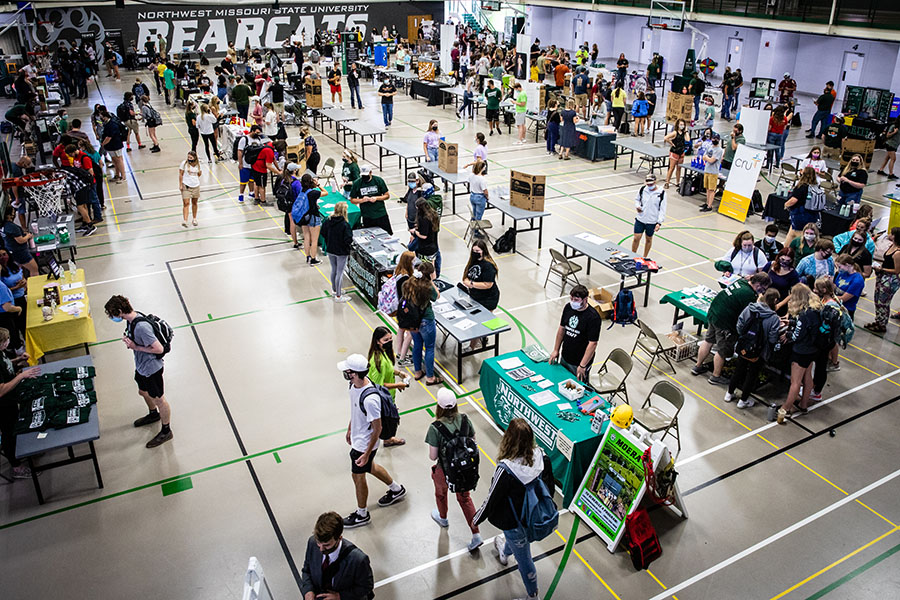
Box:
left=611, top=289, right=637, bottom=326
left=126, top=312, right=175, bottom=357
left=242, top=144, right=265, bottom=165
left=730, top=247, right=761, bottom=269
left=434, top=415, right=480, bottom=493
left=818, top=304, right=842, bottom=350
left=396, top=295, right=424, bottom=330
left=750, top=190, right=764, bottom=214
left=359, top=385, right=400, bottom=440
left=274, top=178, right=295, bottom=212
left=619, top=119, right=630, bottom=135
left=493, top=227, right=517, bottom=254
left=116, top=102, right=131, bottom=122
left=231, top=135, right=246, bottom=161
left=735, top=310, right=766, bottom=362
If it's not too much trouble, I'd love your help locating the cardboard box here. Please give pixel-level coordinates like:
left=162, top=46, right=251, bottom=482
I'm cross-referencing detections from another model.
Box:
left=539, top=86, right=546, bottom=111
left=586, top=287, right=615, bottom=319
left=509, top=171, right=546, bottom=212
left=665, top=91, right=693, bottom=124
left=840, top=138, right=876, bottom=169
left=305, top=80, right=323, bottom=109
left=438, top=140, right=458, bottom=172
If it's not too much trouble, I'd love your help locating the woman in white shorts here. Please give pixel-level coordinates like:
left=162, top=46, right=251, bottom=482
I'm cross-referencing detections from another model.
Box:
left=178, top=151, right=202, bottom=227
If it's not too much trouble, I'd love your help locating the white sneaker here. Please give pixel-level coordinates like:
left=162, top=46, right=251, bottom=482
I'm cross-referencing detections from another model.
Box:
left=724, top=392, right=734, bottom=402
left=736, top=398, right=756, bottom=409
left=467, top=533, right=483, bottom=552
left=431, top=509, right=449, bottom=528
left=335, top=295, right=351, bottom=303
left=192, top=219, right=198, bottom=227
left=181, top=221, right=188, bottom=228
left=493, top=534, right=509, bottom=566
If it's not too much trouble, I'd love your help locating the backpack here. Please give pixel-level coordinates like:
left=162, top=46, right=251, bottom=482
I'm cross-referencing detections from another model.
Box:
left=678, top=173, right=694, bottom=196
left=274, top=178, right=295, bottom=212
left=623, top=508, right=662, bottom=570
left=493, top=227, right=517, bottom=254
left=818, top=304, right=843, bottom=350
left=619, top=119, right=630, bottom=135
left=750, top=189, right=764, bottom=214
left=242, top=144, right=264, bottom=165
left=377, top=277, right=400, bottom=315
left=637, top=186, right=665, bottom=211
left=837, top=303, right=855, bottom=349
left=434, top=416, right=480, bottom=493
left=231, top=135, right=246, bottom=161
left=290, top=188, right=310, bottom=224
left=116, top=102, right=131, bottom=122
left=396, top=295, right=424, bottom=330
left=730, top=247, right=761, bottom=269
left=611, top=289, right=637, bottom=326
left=499, top=461, right=558, bottom=543
left=359, top=384, right=400, bottom=440
left=804, top=185, right=826, bottom=212
left=145, top=105, right=162, bottom=127
left=735, top=309, right=766, bottom=362
left=115, top=52, right=123, bottom=66
left=126, top=312, right=174, bottom=357
left=791, top=112, right=802, bottom=127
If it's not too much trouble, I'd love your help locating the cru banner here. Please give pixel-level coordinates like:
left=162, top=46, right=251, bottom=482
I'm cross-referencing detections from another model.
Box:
left=720, top=144, right=765, bottom=222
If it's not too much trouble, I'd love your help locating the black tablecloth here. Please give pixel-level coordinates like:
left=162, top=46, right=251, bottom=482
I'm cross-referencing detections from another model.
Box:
left=763, top=193, right=790, bottom=224
left=762, top=193, right=853, bottom=237
left=410, top=80, right=450, bottom=107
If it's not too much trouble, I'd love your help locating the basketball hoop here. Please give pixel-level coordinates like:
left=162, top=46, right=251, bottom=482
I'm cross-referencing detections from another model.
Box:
left=6, top=171, right=67, bottom=216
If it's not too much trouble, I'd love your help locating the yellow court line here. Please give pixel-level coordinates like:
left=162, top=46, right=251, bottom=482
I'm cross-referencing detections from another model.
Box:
left=103, top=177, right=121, bottom=232
left=769, top=525, right=900, bottom=600
left=552, top=528, right=623, bottom=600
left=847, top=343, right=900, bottom=369
left=645, top=568, right=680, bottom=600
left=839, top=355, right=900, bottom=388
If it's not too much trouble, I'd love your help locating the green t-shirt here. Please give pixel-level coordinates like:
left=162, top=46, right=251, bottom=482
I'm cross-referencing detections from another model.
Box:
left=58, top=117, right=69, bottom=134
left=515, top=90, right=528, bottom=114
left=163, top=68, right=175, bottom=90
left=342, top=161, right=360, bottom=191
left=790, top=237, right=816, bottom=266
left=484, top=87, right=502, bottom=110
left=368, top=353, right=396, bottom=399
left=707, top=279, right=756, bottom=330
left=424, top=413, right=470, bottom=461
left=231, top=83, right=251, bottom=106
left=350, top=175, right=388, bottom=219
left=422, top=287, right=438, bottom=321
left=185, top=110, right=196, bottom=128
left=723, top=134, right=744, bottom=163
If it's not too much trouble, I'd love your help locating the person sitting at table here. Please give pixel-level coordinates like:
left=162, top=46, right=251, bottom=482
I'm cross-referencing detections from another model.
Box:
left=837, top=227, right=874, bottom=278
left=720, top=231, right=768, bottom=278
left=763, top=247, right=800, bottom=315
left=0, top=249, right=26, bottom=338
left=692, top=273, right=771, bottom=386
left=1, top=207, right=39, bottom=277
left=461, top=239, right=500, bottom=351
left=837, top=154, right=867, bottom=206
left=799, top=146, right=827, bottom=173
left=833, top=218, right=876, bottom=256
left=549, top=284, right=601, bottom=383
left=725, top=288, right=782, bottom=409
left=783, top=167, right=824, bottom=247
left=0, top=327, right=40, bottom=479
left=796, top=239, right=835, bottom=285
left=756, top=223, right=784, bottom=263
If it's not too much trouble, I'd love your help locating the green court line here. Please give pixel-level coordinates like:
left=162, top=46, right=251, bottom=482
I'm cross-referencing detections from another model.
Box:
left=803, top=540, right=900, bottom=600
left=161, top=477, right=193, bottom=497
left=273, top=452, right=282, bottom=464
left=425, top=407, right=435, bottom=417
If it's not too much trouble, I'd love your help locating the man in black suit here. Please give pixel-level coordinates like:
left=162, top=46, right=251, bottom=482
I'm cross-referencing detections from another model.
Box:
left=300, top=512, right=374, bottom=600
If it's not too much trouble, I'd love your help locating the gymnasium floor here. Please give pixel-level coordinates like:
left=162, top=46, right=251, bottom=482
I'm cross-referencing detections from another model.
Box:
left=2, top=71, right=900, bottom=600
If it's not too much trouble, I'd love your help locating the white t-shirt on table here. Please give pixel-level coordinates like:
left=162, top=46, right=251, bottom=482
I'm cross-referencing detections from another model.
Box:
left=349, top=383, right=381, bottom=453
left=180, top=160, right=201, bottom=187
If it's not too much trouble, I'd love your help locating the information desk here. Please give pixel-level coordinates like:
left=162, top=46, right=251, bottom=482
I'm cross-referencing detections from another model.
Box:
left=556, top=233, right=655, bottom=307
left=409, top=79, right=450, bottom=107
left=433, top=284, right=510, bottom=383
left=659, top=287, right=714, bottom=335
left=16, top=355, right=103, bottom=504
left=346, top=228, right=406, bottom=306
left=34, top=213, right=76, bottom=262
left=480, top=350, right=608, bottom=505
left=25, top=268, right=97, bottom=365
left=574, top=125, right=617, bottom=162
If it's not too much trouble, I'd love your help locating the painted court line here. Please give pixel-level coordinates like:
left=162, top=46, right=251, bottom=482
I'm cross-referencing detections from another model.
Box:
left=646, top=467, right=900, bottom=600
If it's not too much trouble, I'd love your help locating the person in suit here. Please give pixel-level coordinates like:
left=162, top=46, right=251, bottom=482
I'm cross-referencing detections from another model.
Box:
left=300, top=511, right=374, bottom=600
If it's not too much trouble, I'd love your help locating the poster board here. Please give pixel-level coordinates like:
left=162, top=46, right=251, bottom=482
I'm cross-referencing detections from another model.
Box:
left=510, top=171, right=546, bottom=212
left=305, top=79, right=323, bottom=108
left=750, top=77, right=775, bottom=100
left=719, top=144, right=765, bottom=222
left=665, top=92, right=693, bottom=123
left=438, top=140, right=458, bottom=173
left=738, top=106, right=769, bottom=146
left=440, top=23, right=455, bottom=74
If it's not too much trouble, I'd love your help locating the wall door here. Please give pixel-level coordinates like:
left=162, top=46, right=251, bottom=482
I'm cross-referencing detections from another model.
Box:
left=407, top=15, right=431, bottom=42
left=726, top=37, right=743, bottom=70
left=838, top=51, right=865, bottom=98
left=573, top=18, right=584, bottom=49
left=640, top=27, right=655, bottom=65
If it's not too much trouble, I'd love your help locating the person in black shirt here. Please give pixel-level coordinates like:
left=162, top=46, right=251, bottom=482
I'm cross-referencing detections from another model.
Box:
left=807, top=81, right=836, bottom=139
left=347, top=64, right=363, bottom=109
left=549, top=285, right=601, bottom=382
left=270, top=76, right=285, bottom=117
left=755, top=223, right=784, bottom=262
left=462, top=239, right=499, bottom=311
left=143, top=36, right=156, bottom=57
left=377, top=77, right=397, bottom=127
left=838, top=154, right=867, bottom=205
left=413, top=198, right=440, bottom=275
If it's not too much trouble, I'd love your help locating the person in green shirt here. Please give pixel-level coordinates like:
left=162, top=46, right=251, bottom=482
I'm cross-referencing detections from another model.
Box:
left=230, top=78, right=252, bottom=120
left=341, top=150, right=361, bottom=196
left=162, top=63, right=175, bottom=105
left=483, top=79, right=502, bottom=136
left=350, top=165, right=392, bottom=234
left=513, top=82, right=528, bottom=144
left=56, top=109, right=69, bottom=135
left=789, top=224, right=819, bottom=266
left=692, top=272, right=771, bottom=385
left=367, top=326, right=409, bottom=447
left=722, top=123, right=745, bottom=170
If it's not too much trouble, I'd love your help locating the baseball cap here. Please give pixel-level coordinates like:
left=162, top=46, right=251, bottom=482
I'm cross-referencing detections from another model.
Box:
left=783, top=72, right=790, bottom=78
left=360, top=165, right=372, bottom=176
left=436, top=388, right=457, bottom=409
left=286, top=162, right=301, bottom=172
left=406, top=171, right=417, bottom=182
left=645, top=174, right=657, bottom=183
left=337, top=354, right=368, bottom=372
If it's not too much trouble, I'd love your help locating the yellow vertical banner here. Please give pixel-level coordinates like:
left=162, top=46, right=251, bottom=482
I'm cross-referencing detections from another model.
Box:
left=719, top=144, right=765, bottom=223
left=719, top=190, right=751, bottom=222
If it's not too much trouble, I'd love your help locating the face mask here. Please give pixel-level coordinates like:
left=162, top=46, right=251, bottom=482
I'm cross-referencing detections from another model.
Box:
left=780, top=260, right=792, bottom=269
left=742, top=245, right=753, bottom=253
left=110, top=315, right=123, bottom=323
left=570, top=299, right=584, bottom=310
left=472, top=251, right=483, bottom=260
left=764, top=236, right=776, bottom=244
left=408, top=182, right=416, bottom=189
left=804, top=233, right=816, bottom=243
left=852, top=238, right=863, bottom=246
left=851, top=161, right=860, bottom=167
left=381, top=341, right=394, bottom=353
left=812, top=154, right=820, bottom=159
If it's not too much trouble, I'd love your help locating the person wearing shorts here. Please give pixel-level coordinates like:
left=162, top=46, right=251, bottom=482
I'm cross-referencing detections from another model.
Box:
left=179, top=151, right=202, bottom=227
left=632, top=174, right=666, bottom=256
left=338, top=354, right=406, bottom=529
left=104, top=295, right=173, bottom=449
left=513, top=83, right=528, bottom=144
left=251, top=142, right=282, bottom=206
left=483, top=79, right=502, bottom=136
left=237, top=125, right=262, bottom=204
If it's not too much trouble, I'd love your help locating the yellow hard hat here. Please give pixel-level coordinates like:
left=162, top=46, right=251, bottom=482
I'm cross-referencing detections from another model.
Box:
left=611, top=405, right=634, bottom=429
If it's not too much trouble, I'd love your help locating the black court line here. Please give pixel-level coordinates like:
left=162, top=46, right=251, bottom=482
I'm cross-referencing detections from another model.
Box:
left=789, top=417, right=816, bottom=435
left=683, top=394, right=900, bottom=497
left=167, top=240, right=288, bottom=265
left=432, top=532, right=596, bottom=600
left=165, top=260, right=302, bottom=590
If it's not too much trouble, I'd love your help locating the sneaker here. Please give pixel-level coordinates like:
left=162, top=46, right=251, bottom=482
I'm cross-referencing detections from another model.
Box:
left=138, top=145, right=146, bottom=149
left=310, top=257, right=322, bottom=266
left=192, top=219, right=198, bottom=227
left=489, top=130, right=494, bottom=136
left=238, top=195, right=244, bottom=204
left=377, top=485, right=406, bottom=507
left=343, top=511, right=371, bottom=529
left=134, top=412, right=159, bottom=427
left=699, top=205, right=713, bottom=212
left=691, top=363, right=709, bottom=376
left=397, top=356, right=413, bottom=367
left=431, top=508, right=449, bottom=528
left=493, top=534, right=509, bottom=566
left=182, top=221, right=189, bottom=228
left=306, top=254, right=311, bottom=264
left=126, top=146, right=132, bottom=152
left=809, top=391, right=823, bottom=403
left=11, top=465, right=32, bottom=479
left=826, top=362, right=840, bottom=372
left=150, top=146, right=161, bottom=153
left=146, top=429, right=173, bottom=448
left=708, top=374, right=730, bottom=386
left=878, top=170, right=888, bottom=176
left=335, top=295, right=351, bottom=303
left=83, top=225, right=97, bottom=237
left=736, top=398, right=756, bottom=409
left=890, top=174, right=899, bottom=181
left=724, top=391, right=734, bottom=402
left=468, top=533, right=484, bottom=552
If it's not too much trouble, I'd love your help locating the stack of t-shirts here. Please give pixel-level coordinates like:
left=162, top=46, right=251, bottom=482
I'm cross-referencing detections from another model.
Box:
left=15, top=366, right=98, bottom=434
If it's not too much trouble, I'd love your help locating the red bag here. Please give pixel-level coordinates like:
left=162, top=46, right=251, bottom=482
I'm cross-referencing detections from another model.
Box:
left=624, top=508, right=662, bottom=570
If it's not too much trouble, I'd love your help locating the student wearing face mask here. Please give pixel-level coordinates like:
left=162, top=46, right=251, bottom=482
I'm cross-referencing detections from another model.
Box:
left=800, top=146, right=827, bottom=173
left=463, top=132, right=488, bottom=174
left=405, top=262, right=442, bottom=386
left=789, top=223, right=819, bottom=266
left=423, top=120, right=441, bottom=163
left=833, top=218, right=876, bottom=256
left=838, top=154, right=867, bottom=206
left=837, top=229, right=873, bottom=278
left=720, top=231, right=767, bottom=278
left=178, top=151, right=202, bottom=228
left=721, top=123, right=745, bottom=171
left=462, top=239, right=500, bottom=334
left=764, top=247, right=800, bottom=315
left=832, top=255, right=865, bottom=319
left=413, top=198, right=441, bottom=277
left=0, top=326, right=40, bottom=479
left=755, top=224, right=784, bottom=262
left=796, top=239, right=835, bottom=284
left=366, top=326, right=409, bottom=447
left=350, top=165, right=392, bottom=234
left=340, top=150, right=360, bottom=199
left=866, top=226, right=900, bottom=333
left=783, top=168, right=824, bottom=247
left=663, top=119, right=687, bottom=189
left=699, top=133, right=723, bottom=212
left=549, top=285, right=601, bottom=382
left=632, top=174, right=666, bottom=257
left=725, top=288, right=782, bottom=409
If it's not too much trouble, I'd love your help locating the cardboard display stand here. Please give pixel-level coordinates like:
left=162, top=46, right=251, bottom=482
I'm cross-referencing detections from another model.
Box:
left=665, top=92, right=693, bottom=124
left=719, top=144, right=766, bottom=223
left=841, top=138, right=876, bottom=168
left=510, top=171, right=546, bottom=211
left=305, top=80, right=323, bottom=109
left=438, top=141, right=458, bottom=173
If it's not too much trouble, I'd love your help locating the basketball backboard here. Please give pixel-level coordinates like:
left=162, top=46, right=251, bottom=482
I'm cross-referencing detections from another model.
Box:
left=648, top=0, right=686, bottom=32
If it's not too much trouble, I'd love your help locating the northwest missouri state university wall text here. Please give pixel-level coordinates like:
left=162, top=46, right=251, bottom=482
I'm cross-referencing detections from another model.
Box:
left=27, top=2, right=443, bottom=56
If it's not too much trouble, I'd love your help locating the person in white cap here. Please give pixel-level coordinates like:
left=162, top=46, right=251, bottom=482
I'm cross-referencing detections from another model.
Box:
left=778, top=72, right=796, bottom=104
left=349, top=164, right=392, bottom=234
left=632, top=173, right=666, bottom=257
left=337, top=354, right=406, bottom=528
left=425, top=388, right=483, bottom=552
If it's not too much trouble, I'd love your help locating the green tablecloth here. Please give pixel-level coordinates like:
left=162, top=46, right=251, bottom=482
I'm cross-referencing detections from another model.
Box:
left=318, top=187, right=360, bottom=252
left=660, top=290, right=711, bottom=329
left=480, top=350, right=610, bottom=506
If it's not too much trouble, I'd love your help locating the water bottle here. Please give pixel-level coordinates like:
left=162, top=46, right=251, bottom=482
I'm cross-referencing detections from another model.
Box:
left=67, top=259, right=76, bottom=279
left=29, top=223, right=38, bottom=250
left=852, top=202, right=860, bottom=214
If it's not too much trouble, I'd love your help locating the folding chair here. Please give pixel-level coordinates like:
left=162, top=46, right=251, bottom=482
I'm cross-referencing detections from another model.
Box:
left=594, top=348, right=633, bottom=405
left=464, top=219, right=493, bottom=244
left=774, top=162, right=798, bottom=190
left=544, top=248, right=582, bottom=292
left=633, top=380, right=684, bottom=451
left=630, top=319, right=677, bottom=379
left=319, top=156, right=339, bottom=191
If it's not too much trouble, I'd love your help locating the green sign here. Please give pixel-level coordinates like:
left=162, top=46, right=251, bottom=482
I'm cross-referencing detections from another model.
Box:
left=569, top=425, right=647, bottom=550
left=682, top=48, right=696, bottom=78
